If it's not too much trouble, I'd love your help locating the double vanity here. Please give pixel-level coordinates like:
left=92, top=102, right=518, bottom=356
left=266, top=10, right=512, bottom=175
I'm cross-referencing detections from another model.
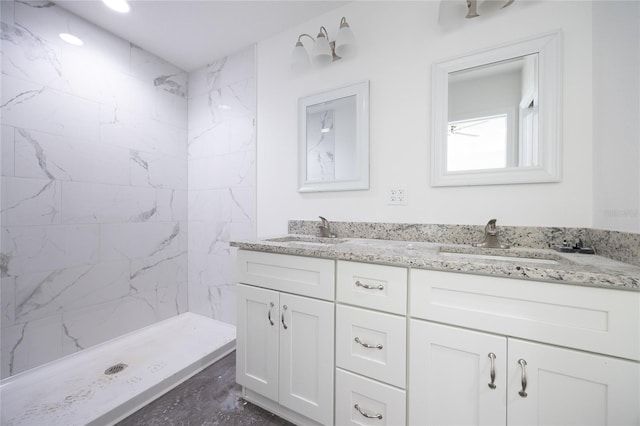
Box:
left=232, top=222, right=639, bottom=426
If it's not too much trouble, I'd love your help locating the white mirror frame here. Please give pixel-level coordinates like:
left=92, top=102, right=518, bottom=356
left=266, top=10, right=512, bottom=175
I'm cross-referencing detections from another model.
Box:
left=431, top=31, right=562, bottom=187
left=298, top=81, right=370, bottom=192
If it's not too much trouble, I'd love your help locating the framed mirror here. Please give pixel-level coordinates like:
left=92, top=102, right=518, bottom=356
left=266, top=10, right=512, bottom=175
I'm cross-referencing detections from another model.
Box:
left=298, top=81, right=369, bottom=192
left=431, top=31, right=562, bottom=186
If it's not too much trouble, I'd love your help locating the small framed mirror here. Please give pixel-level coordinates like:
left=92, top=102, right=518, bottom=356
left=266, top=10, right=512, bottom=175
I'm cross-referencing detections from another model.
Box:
left=298, top=81, right=369, bottom=192
left=431, top=31, right=562, bottom=186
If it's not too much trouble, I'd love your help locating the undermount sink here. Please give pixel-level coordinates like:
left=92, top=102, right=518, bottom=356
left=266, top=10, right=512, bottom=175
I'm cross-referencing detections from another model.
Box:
left=265, top=235, right=346, bottom=246
left=438, top=248, right=560, bottom=265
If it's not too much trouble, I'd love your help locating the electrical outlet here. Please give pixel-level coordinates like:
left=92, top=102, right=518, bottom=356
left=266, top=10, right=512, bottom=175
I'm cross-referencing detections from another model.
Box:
left=387, top=187, right=407, bottom=205
left=397, top=187, right=407, bottom=204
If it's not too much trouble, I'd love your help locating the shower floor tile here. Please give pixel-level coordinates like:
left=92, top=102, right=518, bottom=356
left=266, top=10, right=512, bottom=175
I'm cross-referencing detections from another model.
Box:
left=117, top=351, right=293, bottom=426
left=0, top=313, right=236, bottom=426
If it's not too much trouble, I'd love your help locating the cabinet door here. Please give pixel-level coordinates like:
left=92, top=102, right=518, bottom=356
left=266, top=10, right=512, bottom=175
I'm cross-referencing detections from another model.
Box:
left=508, top=339, right=640, bottom=426
left=410, top=320, right=507, bottom=426
left=279, top=293, right=335, bottom=425
left=236, top=284, right=279, bottom=402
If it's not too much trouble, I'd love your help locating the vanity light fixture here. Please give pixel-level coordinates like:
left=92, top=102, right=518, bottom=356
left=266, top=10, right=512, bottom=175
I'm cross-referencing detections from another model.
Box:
left=59, top=33, right=83, bottom=46
left=466, top=0, right=514, bottom=18
left=102, top=0, right=131, bottom=13
left=291, top=17, right=355, bottom=70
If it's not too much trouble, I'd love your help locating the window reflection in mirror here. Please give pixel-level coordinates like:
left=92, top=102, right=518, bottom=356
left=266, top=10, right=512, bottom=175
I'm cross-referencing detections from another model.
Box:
left=447, top=54, right=538, bottom=172
left=448, top=114, right=508, bottom=171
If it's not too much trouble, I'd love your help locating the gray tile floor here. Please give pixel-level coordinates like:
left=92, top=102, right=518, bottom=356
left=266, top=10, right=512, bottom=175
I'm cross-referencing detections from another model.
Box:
left=117, top=351, right=293, bottom=426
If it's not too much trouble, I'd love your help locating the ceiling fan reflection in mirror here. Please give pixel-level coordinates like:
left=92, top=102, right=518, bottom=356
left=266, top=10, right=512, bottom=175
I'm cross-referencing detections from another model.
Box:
left=448, top=120, right=488, bottom=137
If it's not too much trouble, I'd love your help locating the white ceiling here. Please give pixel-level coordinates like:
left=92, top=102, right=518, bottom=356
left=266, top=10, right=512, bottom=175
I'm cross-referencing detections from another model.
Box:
left=54, top=0, right=349, bottom=71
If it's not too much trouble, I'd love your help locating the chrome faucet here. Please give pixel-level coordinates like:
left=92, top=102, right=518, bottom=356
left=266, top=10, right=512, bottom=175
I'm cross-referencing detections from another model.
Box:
left=318, top=216, right=336, bottom=238
left=472, top=219, right=510, bottom=249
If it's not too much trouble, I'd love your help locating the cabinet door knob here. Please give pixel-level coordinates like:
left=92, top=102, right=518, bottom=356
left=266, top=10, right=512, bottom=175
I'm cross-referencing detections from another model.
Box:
left=355, top=280, right=384, bottom=291
left=354, top=403, right=383, bottom=420
left=354, top=336, right=383, bottom=350
left=488, top=352, right=497, bottom=389
left=518, top=359, right=528, bottom=397
left=267, top=302, right=274, bottom=326
left=281, top=305, right=288, bottom=330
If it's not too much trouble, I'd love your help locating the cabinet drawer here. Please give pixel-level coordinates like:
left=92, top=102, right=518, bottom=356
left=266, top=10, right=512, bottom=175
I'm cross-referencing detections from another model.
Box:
left=336, top=368, right=406, bottom=426
left=237, top=250, right=335, bottom=300
left=336, top=305, right=406, bottom=388
left=410, top=269, right=640, bottom=361
left=337, top=261, right=407, bottom=314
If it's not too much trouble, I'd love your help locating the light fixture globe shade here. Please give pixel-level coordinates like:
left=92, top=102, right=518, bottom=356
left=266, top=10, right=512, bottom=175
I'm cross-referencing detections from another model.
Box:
left=291, top=42, right=311, bottom=71
left=335, top=26, right=356, bottom=58
left=312, top=35, right=333, bottom=65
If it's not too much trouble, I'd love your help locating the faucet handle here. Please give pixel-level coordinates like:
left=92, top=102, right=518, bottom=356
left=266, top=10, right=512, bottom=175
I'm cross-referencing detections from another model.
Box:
left=485, top=219, right=498, bottom=235
left=473, top=219, right=509, bottom=248
left=318, top=216, right=336, bottom=238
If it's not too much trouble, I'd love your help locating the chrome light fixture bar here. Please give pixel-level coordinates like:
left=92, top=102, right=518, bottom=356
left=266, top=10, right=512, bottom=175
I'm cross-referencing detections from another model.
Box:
left=292, top=17, right=356, bottom=70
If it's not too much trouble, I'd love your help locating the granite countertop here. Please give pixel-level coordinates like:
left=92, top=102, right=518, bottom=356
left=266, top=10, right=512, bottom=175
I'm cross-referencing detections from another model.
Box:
left=231, top=235, right=640, bottom=291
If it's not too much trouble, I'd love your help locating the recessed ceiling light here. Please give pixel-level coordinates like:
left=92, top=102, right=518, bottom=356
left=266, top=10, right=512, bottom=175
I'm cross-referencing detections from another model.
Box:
left=59, top=33, right=84, bottom=46
left=102, top=0, right=131, bottom=13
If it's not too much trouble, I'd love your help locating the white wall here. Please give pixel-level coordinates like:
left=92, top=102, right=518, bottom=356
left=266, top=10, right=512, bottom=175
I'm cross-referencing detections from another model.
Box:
left=256, top=1, right=595, bottom=237
left=592, top=1, right=640, bottom=233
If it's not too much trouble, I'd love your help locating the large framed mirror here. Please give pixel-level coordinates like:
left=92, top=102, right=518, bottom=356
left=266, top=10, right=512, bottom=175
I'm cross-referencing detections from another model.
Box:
left=431, top=31, right=562, bottom=186
left=298, top=81, right=369, bottom=192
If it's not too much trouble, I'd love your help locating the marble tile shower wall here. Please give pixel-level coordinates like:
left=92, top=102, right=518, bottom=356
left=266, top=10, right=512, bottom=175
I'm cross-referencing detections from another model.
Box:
left=187, top=47, right=256, bottom=325
left=0, top=1, right=188, bottom=377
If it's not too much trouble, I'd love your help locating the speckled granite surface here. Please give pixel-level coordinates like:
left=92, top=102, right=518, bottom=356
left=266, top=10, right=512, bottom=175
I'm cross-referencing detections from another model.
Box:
left=231, top=221, right=640, bottom=291
left=586, top=228, right=640, bottom=267
left=288, top=220, right=639, bottom=266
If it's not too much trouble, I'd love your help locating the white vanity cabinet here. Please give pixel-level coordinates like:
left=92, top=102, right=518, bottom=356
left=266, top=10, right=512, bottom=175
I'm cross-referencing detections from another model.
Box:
left=235, top=248, right=640, bottom=426
left=334, top=261, right=408, bottom=426
left=236, top=251, right=335, bottom=426
left=409, top=269, right=640, bottom=426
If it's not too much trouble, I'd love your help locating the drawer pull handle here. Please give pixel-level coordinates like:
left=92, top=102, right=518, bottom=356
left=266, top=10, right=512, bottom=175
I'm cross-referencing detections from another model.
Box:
left=354, top=404, right=383, bottom=420
left=355, top=280, right=384, bottom=291
left=281, top=305, right=288, bottom=330
left=488, top=352, right=497, bottom=389
left=355, top=336, right=383, bottom=350
left=518, top=359, right=528, bottom=397
left=267, top=302, right=274, bottom=326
